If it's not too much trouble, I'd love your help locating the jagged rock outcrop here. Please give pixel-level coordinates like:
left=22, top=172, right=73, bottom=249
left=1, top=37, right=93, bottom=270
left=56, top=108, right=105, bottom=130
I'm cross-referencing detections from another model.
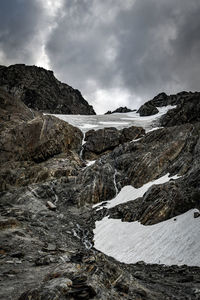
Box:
left=82, top=126, right=145, bottom=160
left=105, top=106, right=135, bottom=114
left=0, top=89, right=84, bottom=190
left=0, top=64, right=96, bottom=114
left=137, top=90, right=200, bottom=117
left=161, top=92, right=200, bottom=127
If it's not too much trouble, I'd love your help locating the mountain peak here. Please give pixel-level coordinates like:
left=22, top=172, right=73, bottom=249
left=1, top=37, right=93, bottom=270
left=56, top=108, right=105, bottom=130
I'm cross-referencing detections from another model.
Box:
left=0, top=64, right=96, bottom=115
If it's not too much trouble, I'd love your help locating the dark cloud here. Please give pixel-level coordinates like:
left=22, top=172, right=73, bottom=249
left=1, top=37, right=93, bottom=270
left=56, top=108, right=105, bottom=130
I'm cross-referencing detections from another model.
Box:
left=0, top=0, right=45, bottom=64
left=1, top=0, right=200, bottom=113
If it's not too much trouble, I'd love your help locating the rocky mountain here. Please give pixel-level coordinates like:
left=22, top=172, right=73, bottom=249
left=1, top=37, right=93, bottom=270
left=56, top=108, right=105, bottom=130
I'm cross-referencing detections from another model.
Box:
left=137, top=91, right=200, bottom=117
left=1, top=87, right=200, bottom=300
left=105, top=106, right=135, bottom=114
left=0, top=64, right=95, bottom=114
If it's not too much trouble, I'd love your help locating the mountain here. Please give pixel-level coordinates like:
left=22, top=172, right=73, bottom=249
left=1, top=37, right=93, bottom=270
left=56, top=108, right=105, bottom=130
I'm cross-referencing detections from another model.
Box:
left=0, top=64, right=96, bottom=114
left=105, top=106, right=136, bottom=114
left=137, top=91, right=200, bottom=119
left=1, top=86, right=200, bottom=300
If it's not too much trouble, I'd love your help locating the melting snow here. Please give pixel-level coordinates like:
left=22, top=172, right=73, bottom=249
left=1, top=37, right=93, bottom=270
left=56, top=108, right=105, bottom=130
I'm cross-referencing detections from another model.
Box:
left=94, top=209, right=200, bottom=266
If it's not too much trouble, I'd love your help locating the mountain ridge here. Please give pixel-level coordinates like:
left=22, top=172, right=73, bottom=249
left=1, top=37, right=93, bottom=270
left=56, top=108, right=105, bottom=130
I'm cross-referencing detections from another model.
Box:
left=0, top=64, right=96, bottom=115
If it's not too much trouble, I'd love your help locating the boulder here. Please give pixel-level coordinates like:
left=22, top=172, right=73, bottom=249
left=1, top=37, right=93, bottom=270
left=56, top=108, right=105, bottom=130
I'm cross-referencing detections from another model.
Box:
left=137, top=103, right=159, bottom=116
left=82, top=126, right=145, bottom=160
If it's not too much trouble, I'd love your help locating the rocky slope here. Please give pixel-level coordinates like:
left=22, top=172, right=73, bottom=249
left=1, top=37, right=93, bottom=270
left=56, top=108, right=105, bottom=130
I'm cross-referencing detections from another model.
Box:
left=1, top=88, right=200, bottom=299
left=0, top=64, right=95, bottom=114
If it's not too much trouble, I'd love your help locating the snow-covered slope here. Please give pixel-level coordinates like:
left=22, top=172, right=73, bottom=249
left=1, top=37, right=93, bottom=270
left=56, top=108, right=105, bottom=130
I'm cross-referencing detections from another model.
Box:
left=94, top=209, right=200, bottom=267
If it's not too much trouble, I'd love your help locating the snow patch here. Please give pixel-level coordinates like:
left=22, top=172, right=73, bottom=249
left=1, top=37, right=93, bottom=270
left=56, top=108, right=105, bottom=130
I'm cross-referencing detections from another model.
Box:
left=94, top=209, right=200, bottom=266
left=86, top=160, right=96, bottom=167
left=94, top=173, right=179, bottom=209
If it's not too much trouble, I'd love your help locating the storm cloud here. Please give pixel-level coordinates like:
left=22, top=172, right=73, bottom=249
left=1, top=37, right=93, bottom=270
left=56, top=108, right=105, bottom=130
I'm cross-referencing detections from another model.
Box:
left=0, top=0, right=200, bottom=113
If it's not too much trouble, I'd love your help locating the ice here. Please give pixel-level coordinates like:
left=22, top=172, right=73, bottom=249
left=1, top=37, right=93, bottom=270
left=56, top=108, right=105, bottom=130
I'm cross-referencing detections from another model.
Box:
left=94, top=209, right=200, bottom=266
left=99, top=121, right=130, bottom=125
left=80, top=124, right=98, bottom=130
left=93, top=173, right=179, bottom=209
left=52, top=105, right=176, bottom=134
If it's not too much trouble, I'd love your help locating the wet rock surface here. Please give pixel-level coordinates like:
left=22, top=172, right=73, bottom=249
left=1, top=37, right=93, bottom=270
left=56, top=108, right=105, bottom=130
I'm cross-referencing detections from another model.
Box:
left=82, top=125, right=145, bottom=160
left=0, top=64, right=95, bottom=114
left=1, top=88, right=200, bottom=299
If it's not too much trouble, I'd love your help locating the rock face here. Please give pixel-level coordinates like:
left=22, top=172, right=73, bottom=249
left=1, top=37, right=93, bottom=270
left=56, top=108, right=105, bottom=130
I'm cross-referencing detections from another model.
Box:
left=0, top=89, right=84, bottom=190
left=137, top=103, right=159, bottom=116
left=161, top=92, right=200, bottom=127
left=82, top=126, right=145, bottom=159
left=0, top=64, right=96, bottom=114
left=137, top=90, right=200, bottom=116
left=77, top=123, right=200, bottom=206
left=105, top=106, right=135, bottom=114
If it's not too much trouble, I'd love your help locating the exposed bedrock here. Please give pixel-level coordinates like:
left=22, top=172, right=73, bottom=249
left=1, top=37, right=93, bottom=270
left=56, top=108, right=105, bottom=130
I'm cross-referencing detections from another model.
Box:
left=0, top=64, right=95, bottom=114
left=82, top=126, right=145, bottom=160
left=77, top=123, right=200, bottom=206
left=160, top=92, right=200, bottom=127
left=0, top=89, right=84, bottom=190
left=137, top=103, right=159, bottom=116
left=137, top=90, right=200, bottom=117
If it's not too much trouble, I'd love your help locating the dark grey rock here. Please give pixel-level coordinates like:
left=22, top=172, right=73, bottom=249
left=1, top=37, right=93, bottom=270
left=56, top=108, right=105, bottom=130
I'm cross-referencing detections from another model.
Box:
left=0, top=64, right=95, bottom=115
left=82, top=125, right=145, bottom=160
left=137, top=103, right=159, bottom=116
left=105, top=106, right=135, bottom=114
left=161, top=92, right=200, bottom=127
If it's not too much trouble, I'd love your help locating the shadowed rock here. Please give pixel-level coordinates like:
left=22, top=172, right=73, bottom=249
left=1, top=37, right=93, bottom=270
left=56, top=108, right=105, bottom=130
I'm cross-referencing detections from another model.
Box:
left=0, top=64, right=95, bottom=114
left=161, top=92, right=200, bottom=127
left=105, top=106, right=135, bottom=114
left=137, top=103, right=159, bottom=116
left=0, top=89, right=84, bottom=190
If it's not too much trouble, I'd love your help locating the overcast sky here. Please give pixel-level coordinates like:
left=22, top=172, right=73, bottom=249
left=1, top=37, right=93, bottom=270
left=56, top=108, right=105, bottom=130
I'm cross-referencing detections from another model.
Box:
left=0, top=0, right=200, bottom=114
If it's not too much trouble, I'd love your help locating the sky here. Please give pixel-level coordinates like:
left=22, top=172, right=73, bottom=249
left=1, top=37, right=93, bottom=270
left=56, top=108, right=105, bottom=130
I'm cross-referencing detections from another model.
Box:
left=0, top=0, right=200, bottom=114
